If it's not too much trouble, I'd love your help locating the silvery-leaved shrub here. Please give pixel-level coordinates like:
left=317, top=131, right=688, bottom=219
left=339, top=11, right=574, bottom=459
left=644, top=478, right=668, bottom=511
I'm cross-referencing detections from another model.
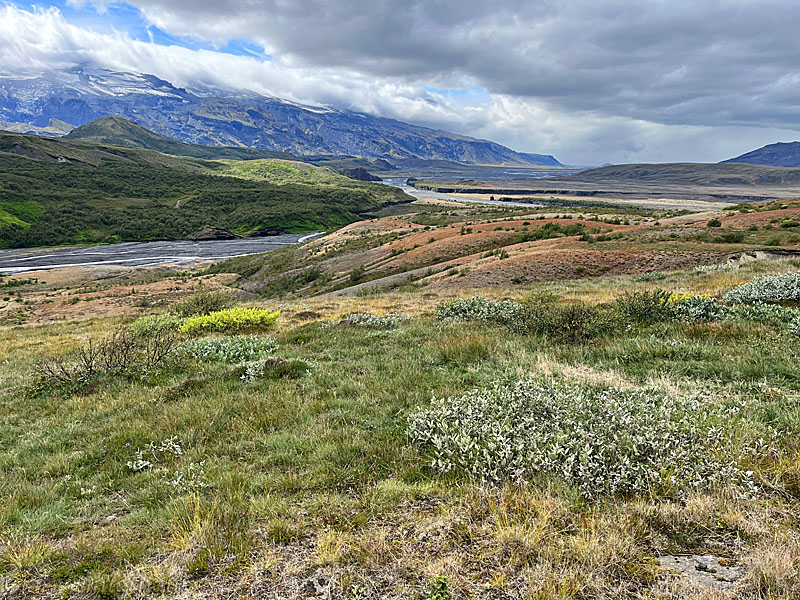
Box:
left=670, top=295, right=732, bottom=323
left=789, top=315, right=800, bottom=337
left=339, top=312, right=409, bottom=329
left=176, top=335, right=278, bottom=363
left=731, top=302, right=799, bottom=325
left=724, top=271, right=800, bottom=304
left=408, top=380, right=764, bottom=499
left=694, top=263, right=739, bottom=273
left=632, top=271, right=667, bottom=282
left=435, top=296, right=527, bottom=331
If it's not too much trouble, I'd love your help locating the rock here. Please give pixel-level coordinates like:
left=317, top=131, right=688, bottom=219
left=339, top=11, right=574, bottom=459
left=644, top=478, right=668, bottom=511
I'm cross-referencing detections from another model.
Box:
left=337, top=167, right=382, bottom=181
left=247, top=227, right=286, bottom=237
left=659, top=554, right=742, bottom=590
left=187, top=227, right=242, bottom=241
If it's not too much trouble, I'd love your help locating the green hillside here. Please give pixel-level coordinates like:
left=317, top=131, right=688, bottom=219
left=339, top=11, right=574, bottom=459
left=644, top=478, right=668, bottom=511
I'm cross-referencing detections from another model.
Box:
left=64, top=116, right=297, bottom=161
left=0, top=132, right=411, bottom=248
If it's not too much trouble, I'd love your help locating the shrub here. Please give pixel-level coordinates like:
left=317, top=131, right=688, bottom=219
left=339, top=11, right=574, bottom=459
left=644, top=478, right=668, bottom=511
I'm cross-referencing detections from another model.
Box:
left=339, top=312, right=409, bottom=329
left=171, top=286, right=234, bottom=317
left=129, top=313, right=184, bottom=337
left=706, top=218, right=722, bottom=227
left=436, top=296, right=611, bottom=341
left=408, top=380, right=762, bottom=499
left=694, top=263, right=739, bottom=273
left=633, top=272, right=667, bottom=282
left=730, top=302, right=799, bottom=325
left=713, top=231, right=746, bottom=243
left=724, top=271, right=800, bottom=304
left=789, top=315, right=800, bottom=337
left=37, top=328, right=177, bottom=385
left=435, top=297, right=525, bottom=328
left=527, top=302, right=610, bottom=343
left=670, top=295, right=732, bottom=323
left=240, top=357, right=313, bottom=381
left=177, top=336, right=278, bottom=363
left=614, top=289, right=672, bottom=324
left=179, top=307, right=280, bottom=336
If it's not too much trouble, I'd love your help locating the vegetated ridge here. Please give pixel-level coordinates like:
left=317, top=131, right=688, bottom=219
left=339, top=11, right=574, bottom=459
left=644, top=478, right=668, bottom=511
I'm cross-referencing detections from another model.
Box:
left=64, top=116, right=296, bottom=161
left=0, top=128, right=412, bottom=248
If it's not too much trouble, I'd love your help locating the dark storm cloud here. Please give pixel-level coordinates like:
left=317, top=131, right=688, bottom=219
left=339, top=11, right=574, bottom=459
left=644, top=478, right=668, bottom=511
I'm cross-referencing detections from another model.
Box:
left=123, top=0, right=800, bottom=129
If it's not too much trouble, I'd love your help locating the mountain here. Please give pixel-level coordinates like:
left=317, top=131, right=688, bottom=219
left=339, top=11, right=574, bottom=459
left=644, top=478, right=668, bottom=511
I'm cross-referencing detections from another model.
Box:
left=0, top=128, right=209, bottom=169
left=0, top=66, right=562, bottom=167
left=723, top=142, right=800, bottom=168
left=559, top=162, right=800, bottom=186
left=64, top=116, right=296, bottom=161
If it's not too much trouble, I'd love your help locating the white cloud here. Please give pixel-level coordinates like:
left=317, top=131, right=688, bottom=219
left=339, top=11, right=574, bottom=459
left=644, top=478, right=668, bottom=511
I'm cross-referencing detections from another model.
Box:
left=0, top=3, right=799, bottom=164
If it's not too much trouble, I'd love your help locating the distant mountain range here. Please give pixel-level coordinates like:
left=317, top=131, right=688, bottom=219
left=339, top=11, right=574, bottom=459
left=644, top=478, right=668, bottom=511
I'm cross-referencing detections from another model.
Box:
left=64, top=116, right=294, bottom=161
left=561, top=162, right=800, bottom=186
left=0, top=65, right=562, bottom=167
left=723, top=141, right=800, bottom=168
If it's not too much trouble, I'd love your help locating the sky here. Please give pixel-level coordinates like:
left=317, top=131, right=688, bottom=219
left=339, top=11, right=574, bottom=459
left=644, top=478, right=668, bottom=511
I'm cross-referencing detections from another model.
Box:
left=1, top=0, right=799, bottom=165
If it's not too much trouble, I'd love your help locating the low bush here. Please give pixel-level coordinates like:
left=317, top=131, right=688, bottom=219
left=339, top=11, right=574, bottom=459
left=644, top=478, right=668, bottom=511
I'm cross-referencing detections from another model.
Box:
left=180, top=307, right=280, bottom=336
left=724, top=271, right=800, bottom=304
left=408, top=380, right=763, bottom=499
left=339, top=312, right=410, bottom=329
left=731, top=302, right=799, bottom=325
left=694, top=263, right=739, bottom=273
left=614, top=289, right=672, bottom=324
left=435, top=296, right=612, bottom=341
left=240, top=357, right=313, bottom=381
left=632, top=272, right=667, bottom=282
left=670, top=295, right=732, bottom=323
left=129, top=313, right=184, bottom=337
left=171, top=286, right=234, bottom=317
left=789, top=315, right=800, bottom=337
left=37, top=328, right=177, bottom=386
left=526, top=301, right=612, bottom=342
left=435, top=296, right=526, bottom=329
left=177, top=336, right=279, bottom=363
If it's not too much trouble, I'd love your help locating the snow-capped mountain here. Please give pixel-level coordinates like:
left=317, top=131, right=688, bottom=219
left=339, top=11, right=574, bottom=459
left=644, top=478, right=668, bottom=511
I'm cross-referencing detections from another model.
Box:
left=0, top=65, right=562, bottom=166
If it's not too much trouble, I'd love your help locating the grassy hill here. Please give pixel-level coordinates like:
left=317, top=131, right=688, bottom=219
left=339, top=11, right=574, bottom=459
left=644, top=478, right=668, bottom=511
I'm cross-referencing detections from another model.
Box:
left=0, top=129, right=210, bottom=170
left=0, top=131, right=411, bottom=248
left=64, top=116, right=297, bottom=161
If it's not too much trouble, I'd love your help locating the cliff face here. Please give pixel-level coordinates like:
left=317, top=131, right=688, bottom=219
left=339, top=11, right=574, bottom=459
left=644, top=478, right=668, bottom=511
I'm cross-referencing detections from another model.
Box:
left=0, top=67, right=562, bottom=167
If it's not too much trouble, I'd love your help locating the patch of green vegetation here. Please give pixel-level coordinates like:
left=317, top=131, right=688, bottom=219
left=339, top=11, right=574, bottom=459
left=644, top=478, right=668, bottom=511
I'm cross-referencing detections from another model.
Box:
left=2, top=264, right=800, bottom=597
left=0, top=146, right=410, bottom=248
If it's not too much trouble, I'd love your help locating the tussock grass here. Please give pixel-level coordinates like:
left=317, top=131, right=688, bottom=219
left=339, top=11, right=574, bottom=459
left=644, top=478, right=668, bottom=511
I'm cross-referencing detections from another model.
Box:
left=1, top=264, right=799, bottom=598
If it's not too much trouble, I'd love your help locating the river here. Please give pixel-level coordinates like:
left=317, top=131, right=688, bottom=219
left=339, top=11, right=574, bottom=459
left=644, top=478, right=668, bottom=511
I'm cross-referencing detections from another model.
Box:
left=0, top=233, right=321, bottom=274
left=0, top=175, right=550, bottom=275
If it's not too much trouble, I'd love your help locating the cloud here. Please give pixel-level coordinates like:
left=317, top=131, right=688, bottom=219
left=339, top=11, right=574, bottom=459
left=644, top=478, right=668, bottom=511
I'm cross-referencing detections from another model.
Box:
left=1, top=2, right=799, bottom=164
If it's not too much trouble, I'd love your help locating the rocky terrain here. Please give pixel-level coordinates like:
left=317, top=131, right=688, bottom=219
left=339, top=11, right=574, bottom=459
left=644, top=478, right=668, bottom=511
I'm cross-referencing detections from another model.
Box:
left=0, top=66, right=563, bottom=166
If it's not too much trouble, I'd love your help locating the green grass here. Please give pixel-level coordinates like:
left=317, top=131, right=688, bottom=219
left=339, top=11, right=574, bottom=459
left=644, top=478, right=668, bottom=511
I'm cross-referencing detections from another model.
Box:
left=1, top=269, right=800, bottom=598
left=0, top=149, right=410, bottom=248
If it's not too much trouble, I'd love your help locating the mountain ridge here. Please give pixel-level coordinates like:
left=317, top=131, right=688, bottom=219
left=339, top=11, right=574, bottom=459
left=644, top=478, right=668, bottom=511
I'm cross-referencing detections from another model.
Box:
left=64, top=116, right=296, bottom=161
left=723, top=141, right=800, bottom=168
left=0, top=66, right=563, bottom=167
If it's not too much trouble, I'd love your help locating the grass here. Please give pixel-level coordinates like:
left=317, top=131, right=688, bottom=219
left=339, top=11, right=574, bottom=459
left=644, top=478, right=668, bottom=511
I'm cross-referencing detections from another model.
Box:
left=1, top=263, right=799, bottom=598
